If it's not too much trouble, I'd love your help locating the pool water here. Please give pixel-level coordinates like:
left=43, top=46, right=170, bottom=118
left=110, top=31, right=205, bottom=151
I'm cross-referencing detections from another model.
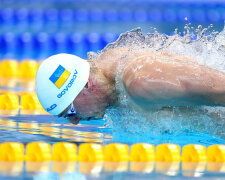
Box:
left=0, top=162, right=224, bottom=180
left=0, top=115, right=111, bottom=144
left=0, top=114, right=225, bottom=180
left=0, top=113, right=224, bottom=146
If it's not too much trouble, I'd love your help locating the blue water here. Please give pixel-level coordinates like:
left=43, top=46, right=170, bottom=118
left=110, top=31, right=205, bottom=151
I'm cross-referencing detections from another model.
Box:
left=2, top=114, right=224, bottom=179
left=0, top=163, right=224, bottom=180
left=0, top=115, right=111, bottom=144
left=0, top=112, right=224, bottom=180
left=0, top=113, right=224, bottom=146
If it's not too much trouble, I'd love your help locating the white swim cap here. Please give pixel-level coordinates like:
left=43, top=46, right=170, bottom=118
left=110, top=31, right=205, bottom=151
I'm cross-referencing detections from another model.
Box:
left=36, top=53, right=90, bottom=116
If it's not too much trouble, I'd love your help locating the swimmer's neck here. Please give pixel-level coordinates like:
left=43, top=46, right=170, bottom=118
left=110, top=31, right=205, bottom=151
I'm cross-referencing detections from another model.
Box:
left=89, top=59, right=117, bottom=100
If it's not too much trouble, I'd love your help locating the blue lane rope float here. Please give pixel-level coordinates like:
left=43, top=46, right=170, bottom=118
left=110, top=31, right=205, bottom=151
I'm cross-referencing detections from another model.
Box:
left=0, top=6, right=224, bottom=27
left=0, top=33, right=118, bottom=59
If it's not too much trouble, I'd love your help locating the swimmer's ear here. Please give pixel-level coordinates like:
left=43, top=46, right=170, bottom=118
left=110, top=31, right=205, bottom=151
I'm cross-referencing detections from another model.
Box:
left=68, top=117, right=80, bottom=125
left=84, top=82, right=88, bottom=89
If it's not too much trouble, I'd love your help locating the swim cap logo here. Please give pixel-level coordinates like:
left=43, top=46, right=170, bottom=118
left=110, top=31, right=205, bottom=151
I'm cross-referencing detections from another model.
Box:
left=49, top=65, right=71, bottom=89
left=57, top=69, right=78, bottom=99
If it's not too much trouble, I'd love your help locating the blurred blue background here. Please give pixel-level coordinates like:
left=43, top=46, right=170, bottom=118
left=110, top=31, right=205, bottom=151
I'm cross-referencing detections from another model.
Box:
left=0, top=0, right=224, bottom=59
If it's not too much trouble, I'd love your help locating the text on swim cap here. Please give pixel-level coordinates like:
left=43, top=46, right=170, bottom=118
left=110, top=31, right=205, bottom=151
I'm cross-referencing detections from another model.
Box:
left=46, top=104, right=57, bottom=112
left=57, top=69, right=78, bottom=99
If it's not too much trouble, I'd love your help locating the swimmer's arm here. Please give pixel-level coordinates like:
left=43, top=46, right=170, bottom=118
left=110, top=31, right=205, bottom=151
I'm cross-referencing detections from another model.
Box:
left=122, top=54, right=225, bottom=108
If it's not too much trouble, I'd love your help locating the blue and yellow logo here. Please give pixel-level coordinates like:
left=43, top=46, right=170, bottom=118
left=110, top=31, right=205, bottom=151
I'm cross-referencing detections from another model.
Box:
left=49, top=65, right=71, bottom=89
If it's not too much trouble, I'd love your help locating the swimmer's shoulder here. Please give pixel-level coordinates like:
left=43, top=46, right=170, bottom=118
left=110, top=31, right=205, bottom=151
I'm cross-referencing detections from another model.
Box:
left=95, top=47, right=130, bottom=81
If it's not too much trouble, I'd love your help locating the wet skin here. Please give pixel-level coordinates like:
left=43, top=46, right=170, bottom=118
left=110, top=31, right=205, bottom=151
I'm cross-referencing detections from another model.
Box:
left=60, top=64, right=116, bottom=124
left=64, top=47, right=225, bottom=124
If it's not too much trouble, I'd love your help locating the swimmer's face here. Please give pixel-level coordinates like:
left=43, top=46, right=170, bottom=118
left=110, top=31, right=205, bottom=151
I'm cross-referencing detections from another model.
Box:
left=72, top=75, right=111, bottom=122
left=60, top=73, right=112, bottom=124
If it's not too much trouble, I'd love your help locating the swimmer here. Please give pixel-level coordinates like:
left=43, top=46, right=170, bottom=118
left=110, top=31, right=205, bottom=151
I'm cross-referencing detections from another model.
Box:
left=36, top=46, right=225, bottom=125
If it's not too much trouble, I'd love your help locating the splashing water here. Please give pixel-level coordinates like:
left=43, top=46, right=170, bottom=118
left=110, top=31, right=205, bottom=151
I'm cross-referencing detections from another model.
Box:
left=102, top=24, right=225, bottom=72
left=90, top=24, right=225, bottom=143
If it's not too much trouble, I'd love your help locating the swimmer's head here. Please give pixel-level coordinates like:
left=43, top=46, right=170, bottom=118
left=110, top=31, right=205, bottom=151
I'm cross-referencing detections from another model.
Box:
left=36, top=53, right=90, bottom=117
left=57, top=61, right=114, bottom=124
